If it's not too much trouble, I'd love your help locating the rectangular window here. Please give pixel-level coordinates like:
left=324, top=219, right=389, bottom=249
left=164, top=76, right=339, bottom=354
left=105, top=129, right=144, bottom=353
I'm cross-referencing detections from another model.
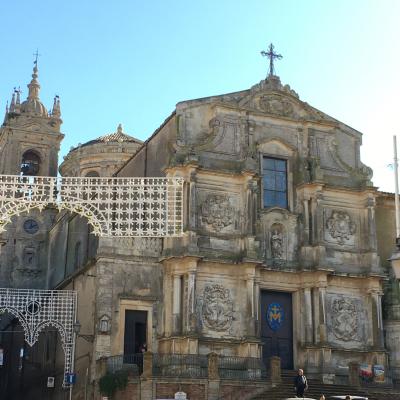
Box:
left=262, top=157, right=288, bottom=208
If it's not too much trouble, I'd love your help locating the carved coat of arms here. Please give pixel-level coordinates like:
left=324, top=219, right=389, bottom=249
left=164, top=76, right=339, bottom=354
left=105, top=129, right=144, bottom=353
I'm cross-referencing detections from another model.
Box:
left=200, top=194, right=234, bottom=232
left=201, top=284, right=233, bottom=331
left=331, top=298, right=358, bottom=341
left=259, top=95, right=295, bottom=117
left=326, top=210, right=356, bottom=244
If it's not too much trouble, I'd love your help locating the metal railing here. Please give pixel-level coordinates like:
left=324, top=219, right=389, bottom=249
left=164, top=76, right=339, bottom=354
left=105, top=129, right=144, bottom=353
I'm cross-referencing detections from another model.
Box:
left=152, top=353, right=208, bottom=378
left=106, top=354, right=143, bottom=375
left=218, top=356, right=267, bottom=380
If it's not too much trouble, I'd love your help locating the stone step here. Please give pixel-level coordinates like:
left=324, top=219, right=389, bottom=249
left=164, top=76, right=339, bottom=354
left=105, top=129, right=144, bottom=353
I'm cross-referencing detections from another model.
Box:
left=251, top=379, right=399, bottom=400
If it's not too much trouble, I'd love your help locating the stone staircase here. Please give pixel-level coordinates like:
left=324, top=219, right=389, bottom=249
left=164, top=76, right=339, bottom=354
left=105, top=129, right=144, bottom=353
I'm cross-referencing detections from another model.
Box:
left=251, top=371, right=400, bottom=400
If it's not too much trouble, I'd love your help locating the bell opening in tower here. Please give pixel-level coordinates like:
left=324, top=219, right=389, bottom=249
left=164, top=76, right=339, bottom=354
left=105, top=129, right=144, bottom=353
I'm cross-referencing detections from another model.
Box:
left=20, top=150, right=41, bottom=176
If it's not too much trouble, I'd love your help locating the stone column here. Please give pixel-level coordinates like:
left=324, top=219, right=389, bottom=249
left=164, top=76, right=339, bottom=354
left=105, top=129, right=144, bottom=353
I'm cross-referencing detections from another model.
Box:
left=348, top=361, right=360, bottom=388
left=254, top=281, right=260, bottom=336
left=186, top=271, right=196, bottom=333
left=371, top=290, right=384, bottom=348
left=207, top=352, right=220, bottom=400
left=312, top=287, right=319, bottom=344
left=246, top=277, right=256, bottom=336
left=303, top=199, right=310, bottom=244
left=304, top=288, right=313, bottom=344
left=319, top=287, right=327, bottom=343
left=142, top=351, right=153, bottom=379
left=270, top=356, right=282, bottom=385
left=172, top=274, right=182, bottom=334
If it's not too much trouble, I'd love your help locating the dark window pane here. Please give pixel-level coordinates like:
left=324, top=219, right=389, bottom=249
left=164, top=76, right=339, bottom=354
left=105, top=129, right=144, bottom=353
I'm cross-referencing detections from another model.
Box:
left=263, top=157, right=275, bottom=171
left=262, top=157, right=288, bottom=209
left=276, top=191, right=287, bottom=208
left=264, top=190, right=275, bottom=207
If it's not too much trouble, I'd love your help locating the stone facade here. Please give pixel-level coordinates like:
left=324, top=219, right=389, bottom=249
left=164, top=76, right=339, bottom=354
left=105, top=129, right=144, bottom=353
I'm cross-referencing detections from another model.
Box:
left=2, top=63, right=400, bottom=399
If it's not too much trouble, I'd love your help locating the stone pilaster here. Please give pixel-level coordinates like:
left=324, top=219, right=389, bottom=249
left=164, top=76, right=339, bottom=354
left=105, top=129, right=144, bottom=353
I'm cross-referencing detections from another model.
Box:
left=304, top=288, right=313, bottom=344
left=172, top=274, right=182, bottom=334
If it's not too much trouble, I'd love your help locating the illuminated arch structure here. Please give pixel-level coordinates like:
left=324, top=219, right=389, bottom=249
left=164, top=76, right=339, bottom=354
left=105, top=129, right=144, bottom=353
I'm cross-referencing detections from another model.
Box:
left=0, top=174, right=184, bottom=387
left=0, top=175, right=184, bottom=237
left=0, top=288, right=77, bottom=387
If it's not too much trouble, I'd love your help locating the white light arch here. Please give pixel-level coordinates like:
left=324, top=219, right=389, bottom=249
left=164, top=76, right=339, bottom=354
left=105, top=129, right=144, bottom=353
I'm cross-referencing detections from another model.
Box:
left=0, top=175, right=184, bottom=237
left=0, top=288, right=77, bottom=387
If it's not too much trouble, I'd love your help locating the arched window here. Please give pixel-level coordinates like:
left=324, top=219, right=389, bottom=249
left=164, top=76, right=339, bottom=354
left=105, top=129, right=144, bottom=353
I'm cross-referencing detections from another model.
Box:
left=74, top=241, right=81, bottom=270
left=85, top=170, right=100, bottom=178
left=21, top=150, right=41, bottom=176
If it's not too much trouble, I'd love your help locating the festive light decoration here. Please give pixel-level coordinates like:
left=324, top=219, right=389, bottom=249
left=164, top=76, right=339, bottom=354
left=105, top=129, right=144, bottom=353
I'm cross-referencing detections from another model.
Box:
left=0, top=175, right=184, bottom=237
left=0, top=288, right=77, bottom=387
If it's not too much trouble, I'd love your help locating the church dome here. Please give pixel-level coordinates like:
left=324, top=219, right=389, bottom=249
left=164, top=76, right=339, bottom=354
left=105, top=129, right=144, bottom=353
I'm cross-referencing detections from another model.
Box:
left=80, top=124, right=142, bottom=148
left=20, top=97, right=48, bottom=117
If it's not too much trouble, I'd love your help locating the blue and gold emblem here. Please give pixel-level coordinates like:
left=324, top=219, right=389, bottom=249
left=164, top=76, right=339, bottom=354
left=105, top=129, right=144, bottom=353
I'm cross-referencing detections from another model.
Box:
left=267, top=303, right=284, bottom=331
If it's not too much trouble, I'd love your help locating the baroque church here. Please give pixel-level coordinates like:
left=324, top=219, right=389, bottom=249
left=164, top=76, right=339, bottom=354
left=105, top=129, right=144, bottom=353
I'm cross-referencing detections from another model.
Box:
left=1, top=53, right=400, bottom=400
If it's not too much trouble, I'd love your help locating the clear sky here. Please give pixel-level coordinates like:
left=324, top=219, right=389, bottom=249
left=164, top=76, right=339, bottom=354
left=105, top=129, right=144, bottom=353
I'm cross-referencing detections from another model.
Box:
left=0, top=0, right=399, bottom=191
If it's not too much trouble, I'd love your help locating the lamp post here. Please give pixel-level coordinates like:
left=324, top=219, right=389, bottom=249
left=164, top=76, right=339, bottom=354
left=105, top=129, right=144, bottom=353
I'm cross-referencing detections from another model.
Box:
left=68, top=318, right=80, bottom=400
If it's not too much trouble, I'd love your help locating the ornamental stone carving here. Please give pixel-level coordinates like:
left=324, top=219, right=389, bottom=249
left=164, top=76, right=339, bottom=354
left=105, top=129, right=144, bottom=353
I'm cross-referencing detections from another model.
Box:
left=326, top=210, right=356, bottom=244
left=200, top=194, right=234, bottom=232
left=259, top=95, right=295, bottom=117
left=331, top=298, right=359, bottom=341
left=201, top=284, right=234, bottom=331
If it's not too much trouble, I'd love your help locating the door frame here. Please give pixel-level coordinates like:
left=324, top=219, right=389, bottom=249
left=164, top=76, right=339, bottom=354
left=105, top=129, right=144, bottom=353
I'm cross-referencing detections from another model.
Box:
left=259, top=287, right=299, bottom=370
left=115, top=299, right=153, bottom=355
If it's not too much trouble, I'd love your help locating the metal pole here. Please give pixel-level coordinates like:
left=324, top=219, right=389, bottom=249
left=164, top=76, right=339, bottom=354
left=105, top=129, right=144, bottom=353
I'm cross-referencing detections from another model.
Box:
left=69, top=293, right=78, bottom=400
left=394, top=135, right=400, bottom=238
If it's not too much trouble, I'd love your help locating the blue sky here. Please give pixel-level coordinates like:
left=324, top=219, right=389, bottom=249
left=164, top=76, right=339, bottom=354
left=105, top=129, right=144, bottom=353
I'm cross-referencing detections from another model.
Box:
left=0, top=0, right=399, bottom=191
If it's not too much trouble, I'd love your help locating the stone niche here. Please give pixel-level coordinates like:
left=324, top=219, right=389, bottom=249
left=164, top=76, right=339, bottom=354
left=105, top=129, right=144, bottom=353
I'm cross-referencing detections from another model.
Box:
left=260, top=208, right=298, bottom=266
left=325, top=294, right=369, bottom=349
left=323, top=208, right=357, bottom=247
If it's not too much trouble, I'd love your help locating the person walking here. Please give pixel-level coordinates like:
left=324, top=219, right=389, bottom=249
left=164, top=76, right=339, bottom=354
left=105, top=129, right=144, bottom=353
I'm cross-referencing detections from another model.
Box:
left=294, top=368, right=308, bottom=398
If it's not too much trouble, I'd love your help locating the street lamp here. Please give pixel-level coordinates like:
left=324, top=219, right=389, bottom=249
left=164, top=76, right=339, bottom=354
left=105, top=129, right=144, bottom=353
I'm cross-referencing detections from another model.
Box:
left=73, top=320, right=94, bottom=343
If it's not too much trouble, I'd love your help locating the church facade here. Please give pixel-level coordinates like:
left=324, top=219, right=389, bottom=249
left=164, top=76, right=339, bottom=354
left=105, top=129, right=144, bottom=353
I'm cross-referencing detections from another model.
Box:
left=1, top=59, right=400, bottom=399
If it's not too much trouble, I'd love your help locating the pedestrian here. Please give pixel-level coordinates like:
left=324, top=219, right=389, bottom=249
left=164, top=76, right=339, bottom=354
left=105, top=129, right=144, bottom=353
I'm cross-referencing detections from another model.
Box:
left=139, top=343, right=147, bottom=353
left=294, top=368, right=308, bottom=398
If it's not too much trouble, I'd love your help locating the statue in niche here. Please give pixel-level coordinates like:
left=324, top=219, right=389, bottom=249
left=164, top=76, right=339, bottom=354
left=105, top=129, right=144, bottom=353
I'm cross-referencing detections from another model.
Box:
left=270, top=225, right=284, bottom=260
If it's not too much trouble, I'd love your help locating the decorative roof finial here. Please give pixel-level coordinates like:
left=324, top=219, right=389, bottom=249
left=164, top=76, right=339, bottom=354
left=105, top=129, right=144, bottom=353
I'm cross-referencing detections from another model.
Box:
left=28, top=50, right=41, bottom=100
left=14, top=87, right=21, bottom=114
left=117, top=123, right=123, bottom=134
left=261, top=43, right=283, bottom=78
left=9, top=90, right=16, bottom=113
left=52, top=94, right=61, bottom=118
left=3, top=101, right=9, bottom=124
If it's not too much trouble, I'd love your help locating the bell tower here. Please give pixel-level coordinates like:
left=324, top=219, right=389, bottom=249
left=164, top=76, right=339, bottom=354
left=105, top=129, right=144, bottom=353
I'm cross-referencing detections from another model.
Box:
left=0, top=61, right=63, bottom=176
left=0, top=61, right=64, bottom=288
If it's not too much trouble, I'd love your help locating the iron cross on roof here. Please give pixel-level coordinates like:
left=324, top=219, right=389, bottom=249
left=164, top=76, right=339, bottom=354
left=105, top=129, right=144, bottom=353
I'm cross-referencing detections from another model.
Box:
left=261, top=43, right=282, bottom=77
left=33, top=49, right=41, bottom=65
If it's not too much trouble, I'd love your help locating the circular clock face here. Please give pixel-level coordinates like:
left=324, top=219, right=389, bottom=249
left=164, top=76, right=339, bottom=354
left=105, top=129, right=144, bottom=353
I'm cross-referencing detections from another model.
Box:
left=23, top=219, right=39, bottom=234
